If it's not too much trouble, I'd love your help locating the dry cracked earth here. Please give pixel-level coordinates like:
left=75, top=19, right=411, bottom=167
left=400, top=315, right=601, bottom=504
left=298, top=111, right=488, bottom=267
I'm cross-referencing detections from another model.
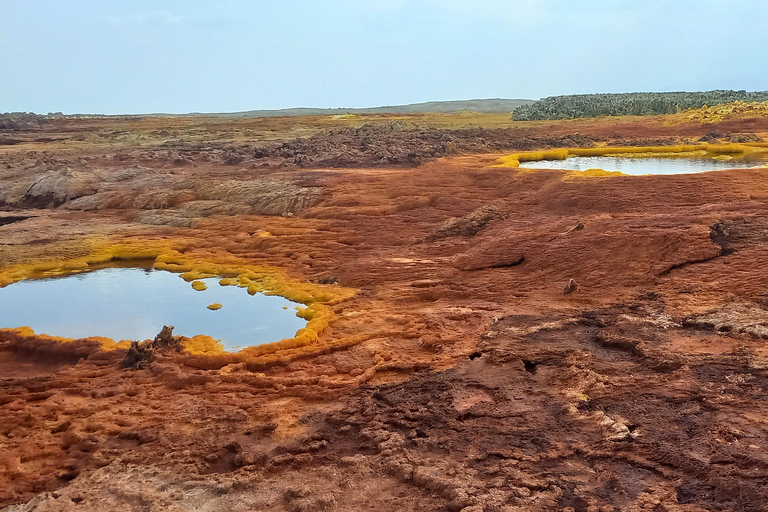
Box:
left=1, top=112, right=768, bottom=511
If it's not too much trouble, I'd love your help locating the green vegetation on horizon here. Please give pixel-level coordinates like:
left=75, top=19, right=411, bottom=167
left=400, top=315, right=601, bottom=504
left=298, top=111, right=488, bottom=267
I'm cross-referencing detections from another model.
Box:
left=513, top=90, right=768, bottom=121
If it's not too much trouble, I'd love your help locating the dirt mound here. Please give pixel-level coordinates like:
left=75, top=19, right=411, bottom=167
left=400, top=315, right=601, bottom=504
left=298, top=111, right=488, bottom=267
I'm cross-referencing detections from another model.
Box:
left=453, top=246, right=525, bottom=271
left=728, top=132, right=763, bottom=143
left=426, top=204, right=506, bottom=241
left=135, top=200, right=255, bottom=227
left=20, top=169, right=97, bottom=208
left=0, top=113, right=44, bottom=131
left=199, top=178, right=323, bottom=216
left=0, top=167, right=97, bottom=209
left=121, top=326, right=183, bottom=369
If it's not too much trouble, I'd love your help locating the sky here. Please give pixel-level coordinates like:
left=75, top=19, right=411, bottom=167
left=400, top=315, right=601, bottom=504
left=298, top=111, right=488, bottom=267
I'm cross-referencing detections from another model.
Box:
left=1, top=0, right=766, bottom=114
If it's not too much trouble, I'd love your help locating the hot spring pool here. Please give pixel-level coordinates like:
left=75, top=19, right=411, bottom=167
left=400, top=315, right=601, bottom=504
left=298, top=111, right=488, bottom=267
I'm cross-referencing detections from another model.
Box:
left=0, top=267, right=308, bottom=351
left=519, top=155, right=768, bottom=175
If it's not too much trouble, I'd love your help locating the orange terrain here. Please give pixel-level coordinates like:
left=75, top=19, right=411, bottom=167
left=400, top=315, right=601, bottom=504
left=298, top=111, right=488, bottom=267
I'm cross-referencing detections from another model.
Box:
left=1, top=109, right=768, bottom=511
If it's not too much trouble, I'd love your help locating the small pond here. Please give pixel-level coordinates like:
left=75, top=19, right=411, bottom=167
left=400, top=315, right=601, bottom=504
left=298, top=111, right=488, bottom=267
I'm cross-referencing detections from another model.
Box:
left=0, top=267, right=307, bottom=351
left=519, top=156, right=768, bottom=175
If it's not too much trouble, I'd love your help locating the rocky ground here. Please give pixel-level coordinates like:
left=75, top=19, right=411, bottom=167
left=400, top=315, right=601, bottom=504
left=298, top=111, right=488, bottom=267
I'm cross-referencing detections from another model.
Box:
left=1, top=111, right=768, bottom=511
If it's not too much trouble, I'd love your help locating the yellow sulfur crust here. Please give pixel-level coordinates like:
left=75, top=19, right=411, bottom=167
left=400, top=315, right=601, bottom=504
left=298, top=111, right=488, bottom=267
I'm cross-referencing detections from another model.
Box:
left=565, top=168, right=625, bottom=179
left=191, top=280, right=208, bottom=291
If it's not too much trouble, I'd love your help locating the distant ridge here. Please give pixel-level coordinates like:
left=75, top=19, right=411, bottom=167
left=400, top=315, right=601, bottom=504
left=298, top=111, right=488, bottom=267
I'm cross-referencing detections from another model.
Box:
left=185, top=98, right=534, bottom=118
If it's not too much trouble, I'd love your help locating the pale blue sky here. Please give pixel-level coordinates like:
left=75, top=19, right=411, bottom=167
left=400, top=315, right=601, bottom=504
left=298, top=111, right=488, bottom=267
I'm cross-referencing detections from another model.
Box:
left=1, top=1, right=766, bottom=114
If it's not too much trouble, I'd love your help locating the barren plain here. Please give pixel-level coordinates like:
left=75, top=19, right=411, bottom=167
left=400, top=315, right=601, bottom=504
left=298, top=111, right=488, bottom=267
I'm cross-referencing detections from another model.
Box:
left=2, top=108, right=768, bottom=511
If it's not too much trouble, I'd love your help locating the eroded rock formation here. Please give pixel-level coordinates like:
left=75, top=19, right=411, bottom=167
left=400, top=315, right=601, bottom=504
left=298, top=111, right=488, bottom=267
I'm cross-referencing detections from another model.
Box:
left=120, top=326, right=182, bottom=369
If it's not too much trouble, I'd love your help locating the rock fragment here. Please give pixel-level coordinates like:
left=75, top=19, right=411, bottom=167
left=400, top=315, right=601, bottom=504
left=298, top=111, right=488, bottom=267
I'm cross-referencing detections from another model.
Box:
left=120, top=325, right=182, bottom=369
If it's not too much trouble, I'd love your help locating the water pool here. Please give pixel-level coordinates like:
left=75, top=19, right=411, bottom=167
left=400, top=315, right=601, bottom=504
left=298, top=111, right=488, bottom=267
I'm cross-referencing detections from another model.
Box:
left=519, top=155, right=768, bottom=175
left=0, top=267, right=307, bottom=352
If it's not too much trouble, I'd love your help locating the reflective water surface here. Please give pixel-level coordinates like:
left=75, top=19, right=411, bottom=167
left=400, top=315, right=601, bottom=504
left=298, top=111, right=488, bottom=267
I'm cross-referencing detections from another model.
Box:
left=520, top=156, right=768, bottom=175
left=0, top=268, right=307, bottom=351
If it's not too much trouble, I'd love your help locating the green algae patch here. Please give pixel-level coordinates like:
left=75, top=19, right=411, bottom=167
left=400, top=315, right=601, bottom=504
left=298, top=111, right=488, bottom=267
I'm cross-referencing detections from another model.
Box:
left=0, top=239, right=357, bottom=360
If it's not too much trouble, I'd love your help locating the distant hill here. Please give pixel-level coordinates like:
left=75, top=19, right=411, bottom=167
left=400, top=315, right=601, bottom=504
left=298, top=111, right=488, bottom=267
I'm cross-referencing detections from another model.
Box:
left=188, top=98, right=534, bottom=118
left=513, top=90, right=768, bottom=121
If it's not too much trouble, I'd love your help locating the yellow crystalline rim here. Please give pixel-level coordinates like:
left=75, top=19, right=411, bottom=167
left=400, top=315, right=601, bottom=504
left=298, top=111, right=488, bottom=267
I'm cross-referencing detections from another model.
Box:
left=565, top=168, right=625, bottom=179
left=0, top=239, right=356, bottom=359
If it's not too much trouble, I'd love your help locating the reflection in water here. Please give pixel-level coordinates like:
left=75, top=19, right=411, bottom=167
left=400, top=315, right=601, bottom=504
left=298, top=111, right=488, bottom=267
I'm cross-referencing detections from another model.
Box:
left=0, top=268, right=307, bottom=352
left=520, top=156, right=768, bottom=175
